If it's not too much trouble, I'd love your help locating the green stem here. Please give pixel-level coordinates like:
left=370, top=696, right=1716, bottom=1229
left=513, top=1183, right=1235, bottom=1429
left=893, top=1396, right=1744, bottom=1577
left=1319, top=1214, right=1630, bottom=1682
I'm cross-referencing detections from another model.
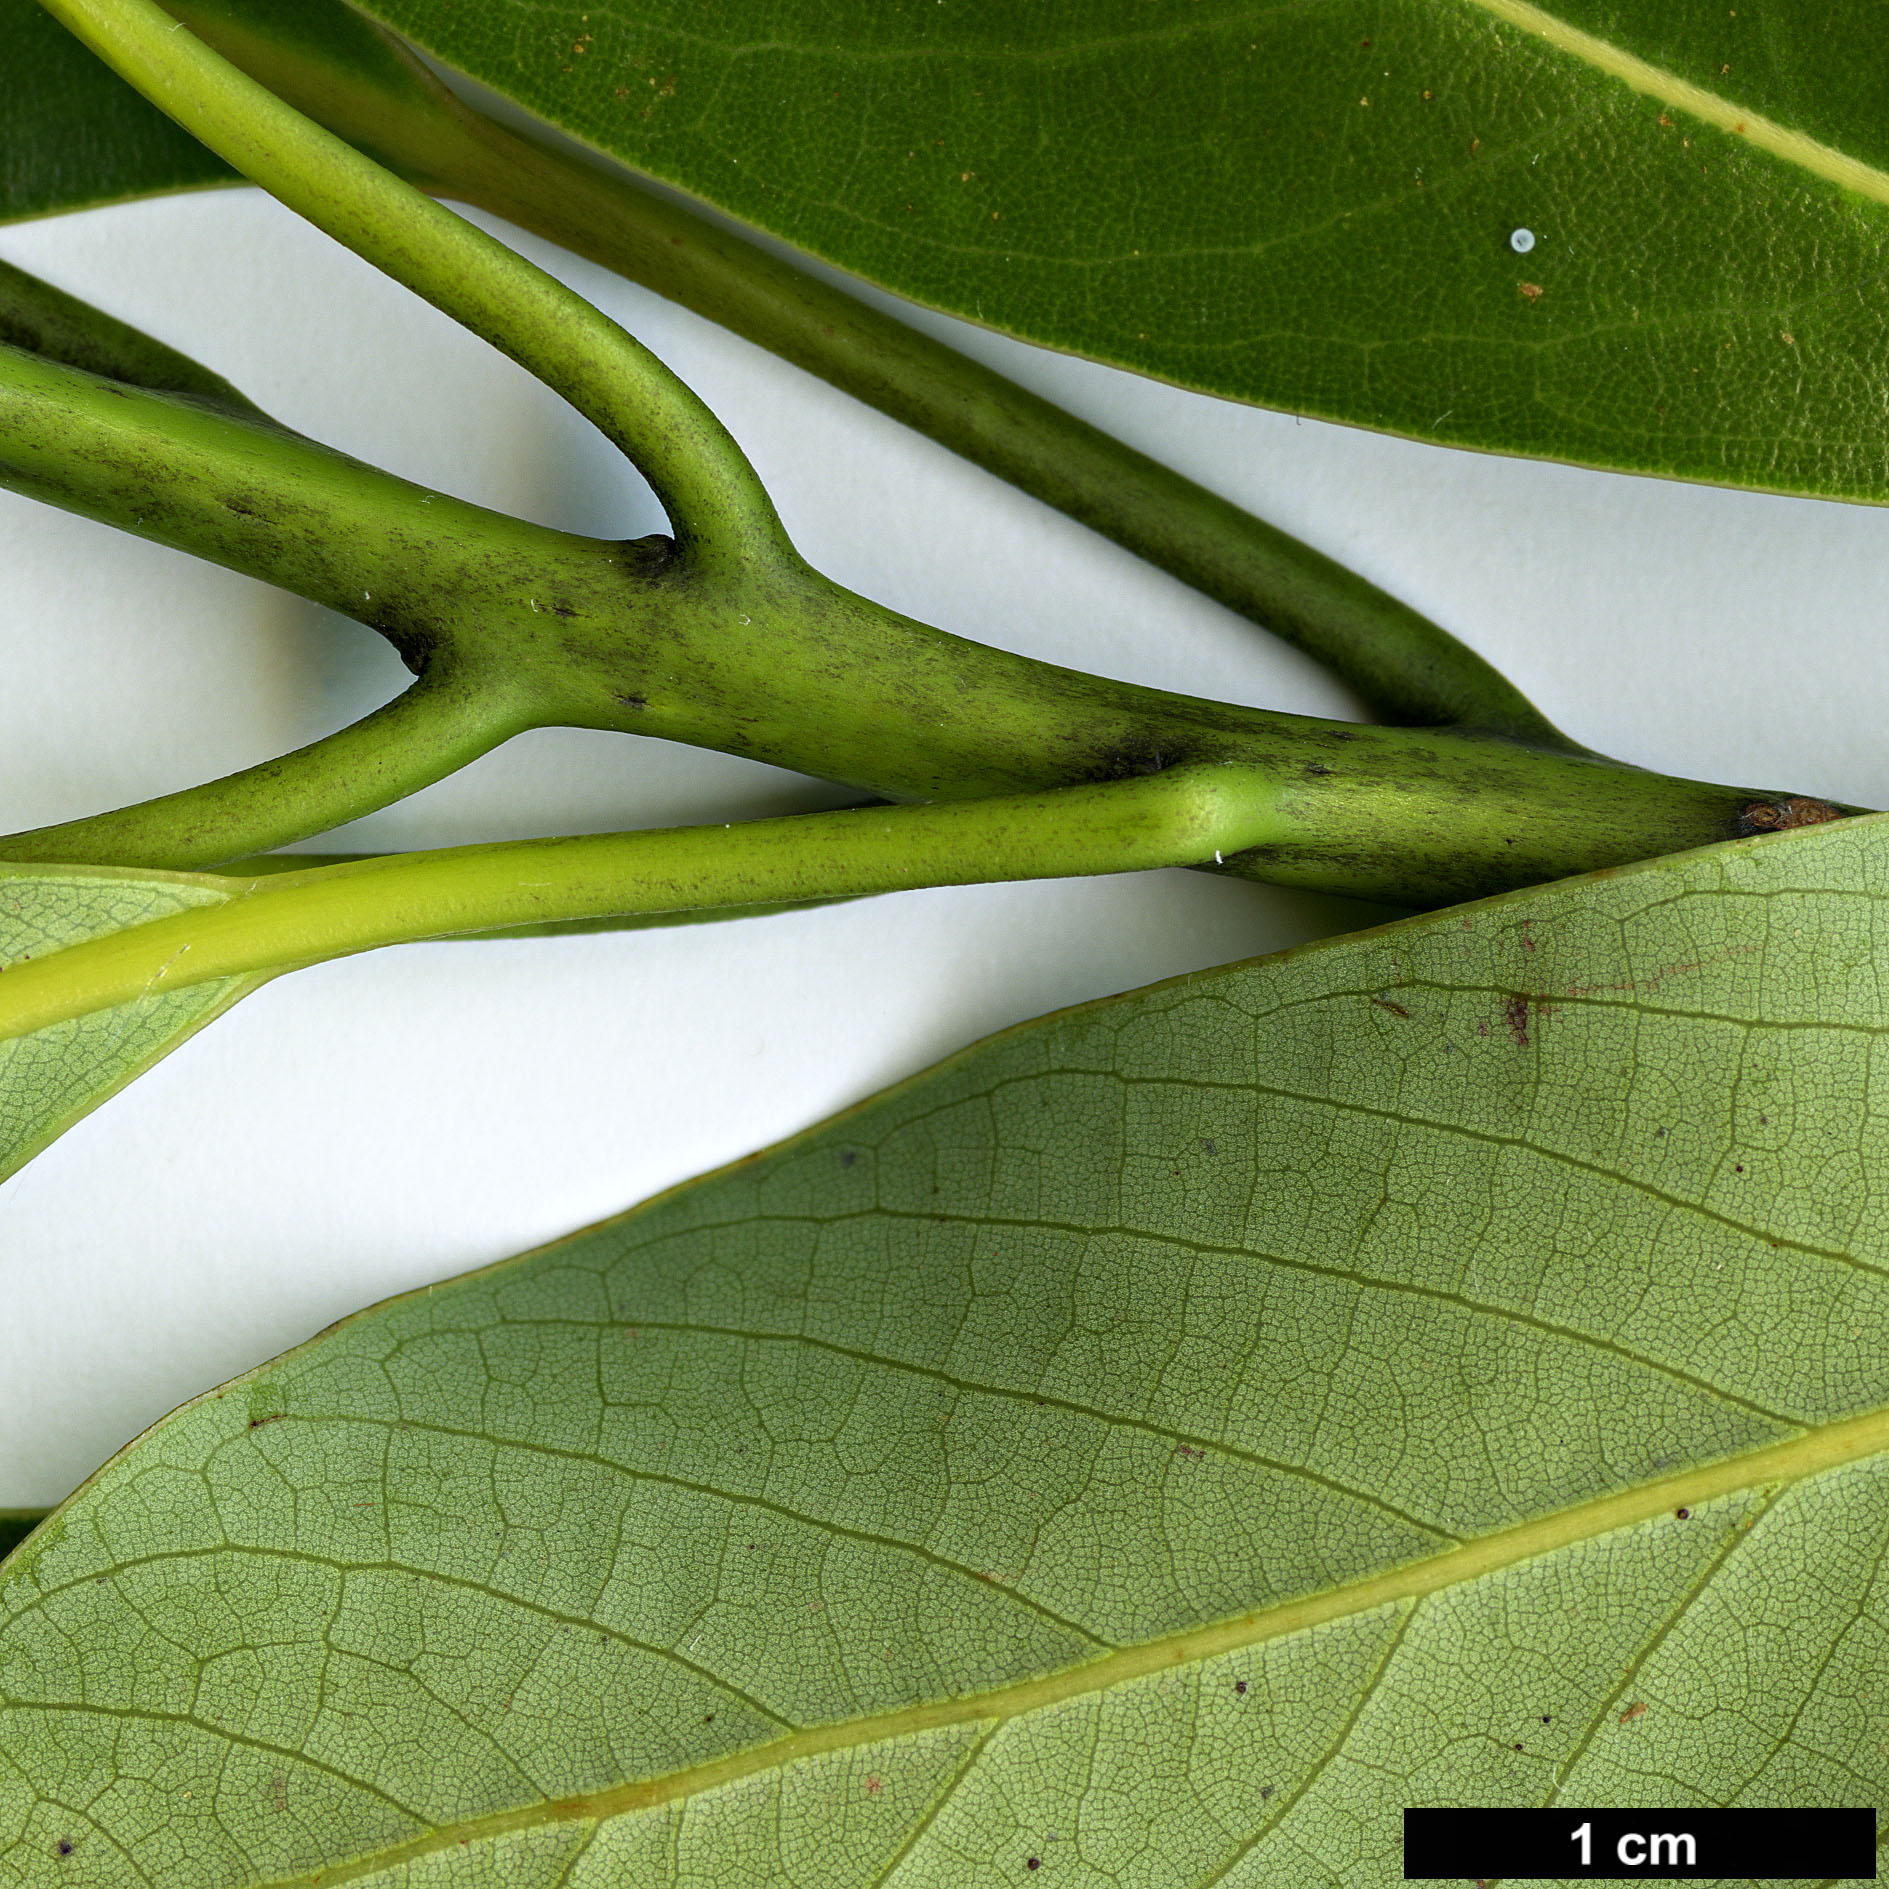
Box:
left=447, top=121, right=1573, bottom=747
left=0, top=331, right=645, bottom=678
left=0, top=255, right=262, bottom=416
left=0, top=673, right=513, bottom=869
left=155, top=0, right=1571, bottom=745
left=0, top=765, right=1283, bottom=1041
left=0, top=341, right=1847, bottom=906
left=213, top=853, right=864, bottom=937
left=0, top=1513, right=47, bottom=1561
left=42, top=0, right=781, bottom=563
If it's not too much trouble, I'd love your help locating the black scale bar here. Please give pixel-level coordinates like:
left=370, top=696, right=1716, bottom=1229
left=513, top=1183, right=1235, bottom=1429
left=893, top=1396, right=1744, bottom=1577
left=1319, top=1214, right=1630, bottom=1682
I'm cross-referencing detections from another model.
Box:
left=1403, top=1807, right=1878, bottom=1880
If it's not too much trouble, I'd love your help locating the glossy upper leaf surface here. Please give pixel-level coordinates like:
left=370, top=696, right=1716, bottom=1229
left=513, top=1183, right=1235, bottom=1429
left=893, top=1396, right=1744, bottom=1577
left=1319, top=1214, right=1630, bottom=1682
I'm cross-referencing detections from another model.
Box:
left=14, top=1, right=1889, bottom=498
left=348, top=0, right=1889, bottom=499
left=0, top=0, right=232, bottom=217
left=0, top=865, right=263, bottom=1183
left=4, top=816, right=1887, bottom=1883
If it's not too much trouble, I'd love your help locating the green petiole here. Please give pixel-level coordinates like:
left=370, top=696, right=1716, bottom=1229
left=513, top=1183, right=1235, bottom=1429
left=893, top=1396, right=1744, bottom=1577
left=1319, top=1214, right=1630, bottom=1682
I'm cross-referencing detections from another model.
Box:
left=0, top=766, right=1282, bottom=1044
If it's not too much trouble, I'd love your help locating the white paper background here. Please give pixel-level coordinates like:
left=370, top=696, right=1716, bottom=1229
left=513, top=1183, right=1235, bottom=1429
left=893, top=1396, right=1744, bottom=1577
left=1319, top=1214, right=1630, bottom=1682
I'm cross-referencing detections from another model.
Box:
left=2, top=173, right=1882, bottom=1508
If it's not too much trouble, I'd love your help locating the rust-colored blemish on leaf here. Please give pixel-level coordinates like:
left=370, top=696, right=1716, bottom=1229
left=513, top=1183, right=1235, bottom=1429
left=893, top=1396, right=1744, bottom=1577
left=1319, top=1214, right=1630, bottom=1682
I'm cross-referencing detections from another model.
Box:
left=1505, top=994, right=1531, bottom=1048
left=1738, top=795, right=1844, bottom=835
left=1371, top=994, right=1411, bottom=1019
left=1518, top=281, right=1544, bottom=302
left=1618, top=1701, right=1648, bottom=1723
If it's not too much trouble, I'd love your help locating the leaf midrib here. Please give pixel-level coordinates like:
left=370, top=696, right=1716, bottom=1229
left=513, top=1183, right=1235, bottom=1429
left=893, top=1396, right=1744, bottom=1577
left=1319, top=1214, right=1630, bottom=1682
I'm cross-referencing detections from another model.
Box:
left=1466, top=0, right=1889, bottom=207
left=258, top=1404, right=1889, bottom=1889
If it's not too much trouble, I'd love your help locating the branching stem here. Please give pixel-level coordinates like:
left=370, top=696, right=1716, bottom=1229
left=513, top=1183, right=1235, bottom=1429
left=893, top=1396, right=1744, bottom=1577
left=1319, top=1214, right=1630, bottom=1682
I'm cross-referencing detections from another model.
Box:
left=7, top=0, right=1856, bottom=913
left=41, top=0, right=781, bottom=563
left=0, top=673, right=512, bottom=869
left=0, top=337, right=1848, bottom=903
left=158, top=0, right=1571, bottom=743
left=0, top=338, right=1829, bottom=905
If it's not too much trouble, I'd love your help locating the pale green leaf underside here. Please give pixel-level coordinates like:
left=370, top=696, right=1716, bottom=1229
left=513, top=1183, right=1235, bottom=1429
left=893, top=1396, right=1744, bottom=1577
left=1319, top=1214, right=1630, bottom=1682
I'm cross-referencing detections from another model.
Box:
left=0, top=865, right=263, bottom=1183
left=7, top=820, right=1889, bottom=1884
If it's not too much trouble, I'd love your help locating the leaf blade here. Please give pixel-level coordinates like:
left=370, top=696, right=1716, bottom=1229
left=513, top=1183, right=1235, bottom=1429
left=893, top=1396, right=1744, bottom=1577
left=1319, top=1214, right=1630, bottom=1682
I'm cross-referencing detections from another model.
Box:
left=6, top=817, right=1889, bottom=1879
left=18, top=1, right=1889, bottom=500
left=0, top=864, right=266, bottom=1183
left=337, top=0, right=1889, bottom=502
left=0, top=0, right=233, bottom=219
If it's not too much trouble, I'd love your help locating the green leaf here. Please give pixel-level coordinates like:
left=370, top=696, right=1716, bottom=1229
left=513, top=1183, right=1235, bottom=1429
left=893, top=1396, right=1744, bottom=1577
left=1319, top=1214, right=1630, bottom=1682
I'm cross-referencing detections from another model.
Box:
left=19, top=2, right=1889, bottom=499
left=0, top=0, right=232, bottom=218
left=0, top=864, right=266, bottom=1183
left=6, top=815, right=1887, bottom=1881
left=339, top=0, right=1889, bottom=502
left=339, top=0, right=1889, bottom=505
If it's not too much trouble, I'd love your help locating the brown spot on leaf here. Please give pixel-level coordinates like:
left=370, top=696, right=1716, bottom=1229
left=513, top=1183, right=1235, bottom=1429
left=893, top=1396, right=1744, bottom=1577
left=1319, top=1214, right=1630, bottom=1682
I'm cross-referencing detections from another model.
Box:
left=1505, top=994, right=1531, bottom=1048
left=1371, top=995, right=1411, bottom=1019
left=1519, top=281, right=1544, bottom=301
left=1738, top=795, right=1844, bottom=834
left=1619, top=1701, right=1648, bottom=1723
